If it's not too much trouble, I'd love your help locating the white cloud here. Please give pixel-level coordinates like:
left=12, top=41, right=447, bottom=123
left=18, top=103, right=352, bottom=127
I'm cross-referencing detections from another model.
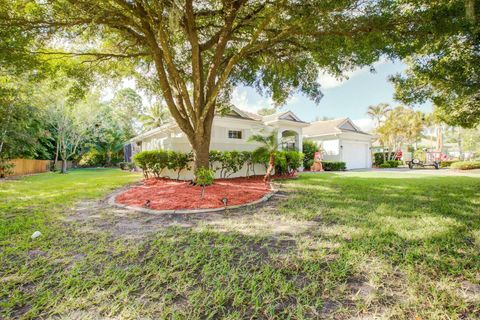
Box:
left=352, top=118, right=375, bottom=132
left=231, top=88, right=272, bottom=112
left=318, top=59, right=387, bottom=89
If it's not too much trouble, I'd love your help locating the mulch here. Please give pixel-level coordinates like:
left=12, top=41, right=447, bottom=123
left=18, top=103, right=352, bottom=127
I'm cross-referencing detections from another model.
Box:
left=115, top=176, right=272, bottom=210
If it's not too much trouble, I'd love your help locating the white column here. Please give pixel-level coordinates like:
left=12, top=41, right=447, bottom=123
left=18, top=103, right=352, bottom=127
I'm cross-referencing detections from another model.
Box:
left=298, top=129, right=303, bottom=153
left=277, top=128, right=283, bottom=150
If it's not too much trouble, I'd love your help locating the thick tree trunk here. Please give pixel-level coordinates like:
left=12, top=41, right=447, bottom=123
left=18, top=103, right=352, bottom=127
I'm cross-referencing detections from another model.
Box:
left=61, top=160, right=67, bottom=174
left=53, top=140, right=59, bottom=171
left=191, top=138, right=211, bottom=173
left=187, top=106, right=215, bottom=178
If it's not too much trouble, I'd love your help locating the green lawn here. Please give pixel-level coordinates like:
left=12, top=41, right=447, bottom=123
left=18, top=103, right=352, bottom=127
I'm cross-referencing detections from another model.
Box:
left=1, top=169, right=479, bottom=319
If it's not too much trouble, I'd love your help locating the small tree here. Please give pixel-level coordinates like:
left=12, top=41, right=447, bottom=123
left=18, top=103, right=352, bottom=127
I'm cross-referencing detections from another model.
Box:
left=249, top=130, right=279, bottom=183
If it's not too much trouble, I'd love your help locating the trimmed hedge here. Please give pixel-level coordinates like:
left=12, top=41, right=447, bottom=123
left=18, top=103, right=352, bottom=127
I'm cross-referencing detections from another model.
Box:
left=133, top=149, right=304, bottom=179
left=118, top=162, right=135, bottom=171
left=386, top=160, right=401, bottom=168
left=321, top=161, right=346, bottom=171
left=302, top=140, right=318, bottom=169
left=373, top=152, right=396, bottom=166
left=274, top=151, right=304, bottom=176
left=440, top=160, right=458, bottom=168
left=133, top=150, right=192, bottom=179
left=450, top=161, right=480, bottom=170
left=378, top=163, right=391, bottom=168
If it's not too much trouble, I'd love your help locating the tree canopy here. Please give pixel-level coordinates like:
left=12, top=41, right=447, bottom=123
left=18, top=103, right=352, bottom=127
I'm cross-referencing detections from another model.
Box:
left=391, top=0, right=479, bottom=128
left=1, top=0, right=478, bottom=170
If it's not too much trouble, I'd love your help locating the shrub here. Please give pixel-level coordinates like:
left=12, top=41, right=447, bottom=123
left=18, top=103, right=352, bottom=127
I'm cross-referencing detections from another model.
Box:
left=150, top=150, right=169, bottom=178
left=440, top=160, right=458, bottom=168
left=274, top=151, right=304, bottom=176
left=78, top=149, right=105, bottom=167
left=450, top=161, right=480, bottom=170
left=221, top=151, right=245, bottom=178
left=386, top=160, right=401, bottom=168
left=241, top=151, right=255, bottom=177
left=195, top=167, right=214, bottom=198
left=302, top=140, right=318, bottom=169
left=133, top=150, right=170, bottom=178
left=321, top=161, right=346, bottom=171
left=167, top=151, right=192, bottom=180
left=305, top=159, right=314, bottom=170
left=118, top=162, right=134, bottom=171
left=133, top=151, right=150, bottom=178
left=0, top=159, right=14, bottom=178
left=378, top=163, right=392, bottom=168
left=373, top=152, right=396, bottom=166
left=286, top=151, right=304, bottom=172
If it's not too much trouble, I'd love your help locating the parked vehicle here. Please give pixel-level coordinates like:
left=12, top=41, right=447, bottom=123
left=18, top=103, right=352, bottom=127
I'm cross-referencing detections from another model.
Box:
left=406, top=151, right=442, bottom=169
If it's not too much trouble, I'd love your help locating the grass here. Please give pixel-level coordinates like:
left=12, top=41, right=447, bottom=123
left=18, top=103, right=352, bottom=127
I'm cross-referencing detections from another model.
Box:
left=1, top=169, right=479, bottom=319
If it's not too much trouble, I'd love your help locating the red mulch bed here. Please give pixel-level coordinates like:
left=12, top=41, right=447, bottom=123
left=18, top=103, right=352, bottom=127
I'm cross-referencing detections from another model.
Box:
left=115, top=176, right=272, bottom=210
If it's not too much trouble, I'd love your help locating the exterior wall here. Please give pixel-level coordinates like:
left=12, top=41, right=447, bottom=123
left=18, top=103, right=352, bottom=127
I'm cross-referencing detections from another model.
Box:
left=131, top=115, right=307, bottom=178
left=307, top=137, right=342, bottom=162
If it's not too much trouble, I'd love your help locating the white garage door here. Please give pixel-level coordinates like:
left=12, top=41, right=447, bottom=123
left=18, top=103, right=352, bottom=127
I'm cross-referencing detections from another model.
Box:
left=342, top=141, right=369, bottom=169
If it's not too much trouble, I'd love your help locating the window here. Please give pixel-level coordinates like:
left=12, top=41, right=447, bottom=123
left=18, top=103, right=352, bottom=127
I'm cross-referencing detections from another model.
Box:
left=228, top=130, right=242, bottom=139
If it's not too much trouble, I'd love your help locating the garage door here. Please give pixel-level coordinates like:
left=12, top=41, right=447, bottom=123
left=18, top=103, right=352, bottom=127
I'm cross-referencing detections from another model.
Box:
left=342, top=141, right=369, bottom=169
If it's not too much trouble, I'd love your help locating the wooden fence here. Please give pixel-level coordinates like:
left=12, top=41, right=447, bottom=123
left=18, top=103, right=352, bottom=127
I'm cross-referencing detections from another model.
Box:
left=10, top=159, right=51, bottom=176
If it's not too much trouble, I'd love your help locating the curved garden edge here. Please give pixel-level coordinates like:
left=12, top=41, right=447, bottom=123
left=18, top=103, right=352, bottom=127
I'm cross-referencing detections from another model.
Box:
left=105, top=181, right=279, bottom=215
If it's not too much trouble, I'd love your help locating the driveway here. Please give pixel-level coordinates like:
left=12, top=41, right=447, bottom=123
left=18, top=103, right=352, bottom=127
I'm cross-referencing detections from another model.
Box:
left=305, top=168, right=480, bottom=177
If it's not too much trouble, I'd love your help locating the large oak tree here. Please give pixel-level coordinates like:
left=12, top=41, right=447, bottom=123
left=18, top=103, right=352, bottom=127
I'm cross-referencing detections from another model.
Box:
left=1, top=0, right=470, bottom=170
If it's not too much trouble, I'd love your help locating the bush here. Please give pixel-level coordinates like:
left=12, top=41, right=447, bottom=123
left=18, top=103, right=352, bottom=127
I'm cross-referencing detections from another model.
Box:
left=321, top=161, right=346, bottom=171
left=0, top=159, right=14, bottom=178
left=195, top=167, right=214, bottom=198
left=168, top=151, right=192, bottom=180
left=118, top=162, right=134, bottom=171
left=275, top=151, right=304, bottom=176
left=133, top=151, right=150, bottom=178
left=302, top=140, right=318, bottom=169
left=134, top=150, right=192, bottom=179
left=450, top=161, right=480, bottom=170
left=378, top=163, right=392, bottom=168
left=440, top=160, right=458, bottom=168
left=305, top=159, right=314, bottom=170
left=386, top=160, right=401, bottom=168
left=373, top=152, right=396, bottom=166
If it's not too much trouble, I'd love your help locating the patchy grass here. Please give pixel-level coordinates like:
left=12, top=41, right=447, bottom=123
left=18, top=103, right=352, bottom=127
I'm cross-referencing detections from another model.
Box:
left=1, top=169, right=479, bottom=319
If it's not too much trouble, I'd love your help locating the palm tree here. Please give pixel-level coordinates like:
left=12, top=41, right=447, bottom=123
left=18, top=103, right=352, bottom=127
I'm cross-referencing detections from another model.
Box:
left=367, top=103, right=391, bottom=128
left=249, top=130, right=278, bottom=183
left=140, top=102, right=171, bottom=130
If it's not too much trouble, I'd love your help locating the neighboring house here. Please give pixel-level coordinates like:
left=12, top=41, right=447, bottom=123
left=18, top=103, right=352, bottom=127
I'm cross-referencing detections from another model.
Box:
left=126, top=107, right=308, bottom=178
left=303, top=118, right=374, bottom=169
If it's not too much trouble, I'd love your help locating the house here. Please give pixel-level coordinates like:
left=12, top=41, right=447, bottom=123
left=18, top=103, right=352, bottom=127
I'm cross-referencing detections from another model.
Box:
left=303, top=118, right=374, bottom=169
left=125, top=107, right=309, bottom=178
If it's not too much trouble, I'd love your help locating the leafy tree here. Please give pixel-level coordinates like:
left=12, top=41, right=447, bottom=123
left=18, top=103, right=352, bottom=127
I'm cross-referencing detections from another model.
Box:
left=110, top=88, right=144, bottom=138
left=391, top=1, right=479, bottom=128
left=376, top=106, right=424, bottom=160
left=249, top=130, right=278, bottom=182
left=41, top=89, right=99, bottom=173
left=140, top=101, right=171, bottom=131
left=367, top=103, right=391, bottom=128
left=2, top=0, right=420, bottom=173
left=0, top=76, right=47, bottom=160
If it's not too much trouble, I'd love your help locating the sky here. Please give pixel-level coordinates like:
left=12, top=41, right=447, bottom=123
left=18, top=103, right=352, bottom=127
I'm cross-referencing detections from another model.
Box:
left=231, top=60, right=433, bottom=132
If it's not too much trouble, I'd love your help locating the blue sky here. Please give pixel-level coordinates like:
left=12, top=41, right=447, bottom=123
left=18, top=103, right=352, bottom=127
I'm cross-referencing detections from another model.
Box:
left=231, top=60, right=433, bottom=131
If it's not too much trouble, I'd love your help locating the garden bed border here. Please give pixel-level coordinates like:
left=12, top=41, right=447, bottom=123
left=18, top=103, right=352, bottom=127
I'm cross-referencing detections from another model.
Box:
left=106, top=181, right=278, bottom=214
